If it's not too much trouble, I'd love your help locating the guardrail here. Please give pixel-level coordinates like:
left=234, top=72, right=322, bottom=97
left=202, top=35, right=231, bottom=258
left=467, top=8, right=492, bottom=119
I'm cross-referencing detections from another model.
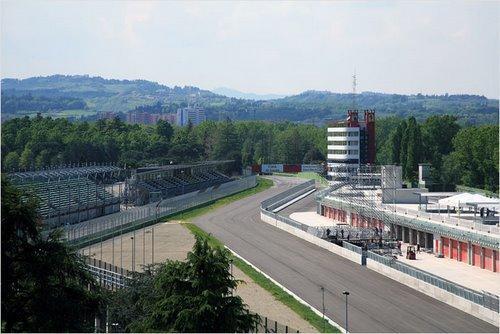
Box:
left=63, top=176, right=257, bottom=247
left=366, top=250, right=499, bottom=312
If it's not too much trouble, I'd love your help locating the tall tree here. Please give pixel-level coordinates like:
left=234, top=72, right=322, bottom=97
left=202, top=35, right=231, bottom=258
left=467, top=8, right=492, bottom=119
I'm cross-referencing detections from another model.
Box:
left=109, top=236, right=258, bottom=332
left=156, top=119, right=174, bottom=141
left=404, top=117, right=422, bottom=182
left=399, top=120, right=409, bottom=176
left=1, top=179, right=103, bottom=332
left=390, top=121, right=406, bottom=164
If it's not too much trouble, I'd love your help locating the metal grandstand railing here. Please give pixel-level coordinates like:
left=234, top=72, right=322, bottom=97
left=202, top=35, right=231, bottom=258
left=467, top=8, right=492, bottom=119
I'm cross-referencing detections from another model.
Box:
left=64, top=176, right=257, bottom=245
left=10, top=164, right=122, bottom=182
left=367, top=251, right=499, bottom=312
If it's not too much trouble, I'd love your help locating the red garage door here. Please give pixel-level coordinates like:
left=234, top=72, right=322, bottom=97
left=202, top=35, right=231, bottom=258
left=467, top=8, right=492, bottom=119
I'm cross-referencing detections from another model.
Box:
left=442, top=238, right=450, bottom=258
left=459, top=242, right=468, bottom=262
left=484, top=248, right=493, bottom=271
left=450, top=239, right=458, bottom=260
left=473, top=245, right=481, bottom=268
left=495, top=250, right=499, bottom=273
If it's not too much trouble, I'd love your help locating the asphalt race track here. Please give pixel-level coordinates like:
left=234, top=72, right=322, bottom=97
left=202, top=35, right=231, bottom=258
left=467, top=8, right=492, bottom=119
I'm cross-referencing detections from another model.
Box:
left=193, top=176, right=498, bottom=333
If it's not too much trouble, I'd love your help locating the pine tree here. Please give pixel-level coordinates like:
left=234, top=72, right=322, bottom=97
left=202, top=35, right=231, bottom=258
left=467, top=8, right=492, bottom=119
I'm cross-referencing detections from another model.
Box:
left=405, top=117, right=422, bottom=182
left=390, top=121, right=405, bottom=164
left=399, top=120, right=409, bottom=177
left=109, top=236, right=259, bottom=332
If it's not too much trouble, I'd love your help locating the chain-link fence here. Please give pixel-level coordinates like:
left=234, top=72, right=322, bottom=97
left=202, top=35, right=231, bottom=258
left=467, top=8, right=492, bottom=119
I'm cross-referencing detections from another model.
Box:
left=367, top=250, right=499, bottom=312
left=65, top=176, right=257, bottom=247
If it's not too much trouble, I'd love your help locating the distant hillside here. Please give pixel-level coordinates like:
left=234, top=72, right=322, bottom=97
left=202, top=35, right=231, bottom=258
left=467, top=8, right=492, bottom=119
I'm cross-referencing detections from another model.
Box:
left=1, top=75, right=498, bottom=125
left=212, top=87, right=287, bottom=100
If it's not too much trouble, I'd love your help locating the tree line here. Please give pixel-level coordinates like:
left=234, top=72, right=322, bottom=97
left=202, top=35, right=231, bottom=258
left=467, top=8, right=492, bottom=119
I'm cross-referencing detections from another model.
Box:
left=1, top=116, right=326, bottom=172
left=1, top=92, right=87, bottom=113
left=376, top=115, right=498, bottom=192
left=2, top=114, right=498, bottom=192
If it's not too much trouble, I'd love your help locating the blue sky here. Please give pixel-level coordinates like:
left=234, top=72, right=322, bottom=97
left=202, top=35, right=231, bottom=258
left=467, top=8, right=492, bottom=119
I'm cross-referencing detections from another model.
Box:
left=1, top=1, right=498, bottom=97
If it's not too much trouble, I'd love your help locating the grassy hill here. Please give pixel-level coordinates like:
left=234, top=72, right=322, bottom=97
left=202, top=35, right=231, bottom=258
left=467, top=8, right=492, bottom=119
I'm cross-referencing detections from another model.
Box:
left=1, top=75, right=498, bottom=125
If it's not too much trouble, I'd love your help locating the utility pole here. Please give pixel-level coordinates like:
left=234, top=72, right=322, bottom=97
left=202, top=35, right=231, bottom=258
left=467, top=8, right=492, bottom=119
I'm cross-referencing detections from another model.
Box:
left=343, top=291, right=350, bottom=333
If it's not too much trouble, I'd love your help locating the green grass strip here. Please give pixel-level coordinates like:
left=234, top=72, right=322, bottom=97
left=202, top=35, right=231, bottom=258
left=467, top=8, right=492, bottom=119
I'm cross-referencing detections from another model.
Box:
left=184, top=222, right=340, bottom=333
left=71, top=177, right=273, bottom=249
left=166, top=177, right=273, bottom=221
left=274, top=172, right=329, bottom=186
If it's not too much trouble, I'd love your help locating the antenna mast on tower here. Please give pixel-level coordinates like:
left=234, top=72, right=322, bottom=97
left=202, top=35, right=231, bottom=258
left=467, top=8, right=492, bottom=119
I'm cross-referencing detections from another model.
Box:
left=352, top=70, right=357, bottom=110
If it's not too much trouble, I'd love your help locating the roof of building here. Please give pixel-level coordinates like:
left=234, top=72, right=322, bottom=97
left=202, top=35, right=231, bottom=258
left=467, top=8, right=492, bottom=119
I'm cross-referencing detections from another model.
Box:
left=438, top=193, right=499, bottom=209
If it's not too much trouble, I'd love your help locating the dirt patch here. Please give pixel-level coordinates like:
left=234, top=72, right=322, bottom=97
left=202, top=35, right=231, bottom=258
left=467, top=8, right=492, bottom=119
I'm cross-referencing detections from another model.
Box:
left=86, top=222, right=317, bottom=332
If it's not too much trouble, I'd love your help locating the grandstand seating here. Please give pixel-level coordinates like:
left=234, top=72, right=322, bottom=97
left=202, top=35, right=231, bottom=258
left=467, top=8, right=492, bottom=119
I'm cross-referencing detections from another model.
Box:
left=16, top=178, right=118, bottom=219
left=136, top=171, right=231, bottom=201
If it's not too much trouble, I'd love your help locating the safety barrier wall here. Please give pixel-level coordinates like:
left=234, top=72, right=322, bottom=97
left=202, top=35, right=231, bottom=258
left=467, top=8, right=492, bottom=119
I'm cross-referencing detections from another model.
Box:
left=65, top=176, right=257, bottom=247
left=366, top=251, right=499, bottom=326
left=261, top=180, right=315, bottom=211
left=260, top=181, right=363, bottom=265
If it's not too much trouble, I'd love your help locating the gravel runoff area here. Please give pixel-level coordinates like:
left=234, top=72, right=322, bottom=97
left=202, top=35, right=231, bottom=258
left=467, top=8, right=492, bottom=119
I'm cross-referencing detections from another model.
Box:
left=86, top=221, right=317, bottom=333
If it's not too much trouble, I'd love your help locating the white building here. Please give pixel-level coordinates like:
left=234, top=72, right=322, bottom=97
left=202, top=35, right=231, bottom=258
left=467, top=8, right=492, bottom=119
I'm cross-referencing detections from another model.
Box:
left=176, top=107, right=206, bottom=126
left=327, top=110, right=376, bottom=180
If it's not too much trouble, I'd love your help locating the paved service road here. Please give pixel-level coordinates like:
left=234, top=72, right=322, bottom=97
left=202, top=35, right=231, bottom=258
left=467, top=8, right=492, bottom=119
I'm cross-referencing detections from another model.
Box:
left=194, top=176, right=498, bottom=333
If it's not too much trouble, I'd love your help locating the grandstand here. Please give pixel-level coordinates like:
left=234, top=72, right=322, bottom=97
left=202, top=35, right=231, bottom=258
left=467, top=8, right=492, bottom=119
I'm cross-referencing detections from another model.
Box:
left=130, top=161, right=234, bottom=205
left=9, top=165, right=123, bottom=228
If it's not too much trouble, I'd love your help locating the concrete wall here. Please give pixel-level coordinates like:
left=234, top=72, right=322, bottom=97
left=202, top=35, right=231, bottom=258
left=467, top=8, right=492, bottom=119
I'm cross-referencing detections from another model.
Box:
left=261, top=212, right=363, bottom=265
left=382, top=188, right=428, bottom=204
left=366, top=258, right=499, bottom=326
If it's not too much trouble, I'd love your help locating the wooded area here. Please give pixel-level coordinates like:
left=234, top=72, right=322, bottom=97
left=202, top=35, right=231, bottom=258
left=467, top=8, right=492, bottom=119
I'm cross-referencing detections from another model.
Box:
left=2, top=114, right=498, bottom=192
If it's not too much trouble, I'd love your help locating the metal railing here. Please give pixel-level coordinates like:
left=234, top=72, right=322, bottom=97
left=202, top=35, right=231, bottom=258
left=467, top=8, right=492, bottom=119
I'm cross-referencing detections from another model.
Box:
left=85, top=257, right=131, bottom=290
left=253, top=313, right=300, bottom=333
left=65, top=176, right=257, bottom=246
left=322, top=196, right=499, bottom=250
left=342, top=241, right=362, bottom=254
left=366, top=250, right=499, bottom=312
left=381, top=204, right=499, bottom=235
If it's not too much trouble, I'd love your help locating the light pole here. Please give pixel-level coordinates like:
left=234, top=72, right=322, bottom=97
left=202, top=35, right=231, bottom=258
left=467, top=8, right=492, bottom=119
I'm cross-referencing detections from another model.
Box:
left=130, top=236, right=135, bottom=272
left=343, top=291, right=350, bottom=333
left=320, top=286, right=325, bottom=333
